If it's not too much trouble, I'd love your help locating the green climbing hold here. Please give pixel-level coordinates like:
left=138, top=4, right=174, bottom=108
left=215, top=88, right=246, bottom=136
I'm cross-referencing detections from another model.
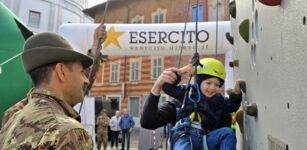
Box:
left=239, top=19, right=249, bottom=43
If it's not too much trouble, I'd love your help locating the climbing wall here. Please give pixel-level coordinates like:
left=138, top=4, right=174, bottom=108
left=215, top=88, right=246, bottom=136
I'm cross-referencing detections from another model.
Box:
left=231, top=0, right=307, bottom=149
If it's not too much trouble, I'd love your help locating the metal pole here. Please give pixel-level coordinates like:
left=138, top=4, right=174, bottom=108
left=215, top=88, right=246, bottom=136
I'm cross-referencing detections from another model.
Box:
left=215, top=0, right=219, bottom=58
left=79, top=0, right=109, bottom=114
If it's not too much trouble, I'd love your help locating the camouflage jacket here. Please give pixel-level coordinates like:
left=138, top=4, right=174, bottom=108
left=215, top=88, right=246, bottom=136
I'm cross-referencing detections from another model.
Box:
left=1, top=88, right=35, bottom=128
left=0, top=88, right=93, bottom=149
left=96, top=115, right=110, bottom=134
left=1, top=98, right=28, bottom=128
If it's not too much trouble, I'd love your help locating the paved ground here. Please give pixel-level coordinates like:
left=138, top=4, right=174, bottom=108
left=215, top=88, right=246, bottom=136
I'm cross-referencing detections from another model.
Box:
left=97, top=127, right=168, bottom=150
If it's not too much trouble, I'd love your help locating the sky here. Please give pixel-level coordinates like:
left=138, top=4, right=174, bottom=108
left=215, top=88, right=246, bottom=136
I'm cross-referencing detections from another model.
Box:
left=88, top=0, right=107, bottom=8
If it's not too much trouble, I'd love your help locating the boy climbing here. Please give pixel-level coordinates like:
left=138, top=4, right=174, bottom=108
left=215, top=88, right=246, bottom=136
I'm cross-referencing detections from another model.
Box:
left=141, top=58, right=242, bottom=150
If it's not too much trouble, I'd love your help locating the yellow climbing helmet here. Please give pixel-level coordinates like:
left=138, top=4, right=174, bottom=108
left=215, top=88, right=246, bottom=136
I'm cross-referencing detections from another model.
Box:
left=196, top=58, right=226, bottom=81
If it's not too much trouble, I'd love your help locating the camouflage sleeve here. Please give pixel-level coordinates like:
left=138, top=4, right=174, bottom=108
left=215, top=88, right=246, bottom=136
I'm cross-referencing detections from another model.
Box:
left=96, top=116, right=101, bottom=125
left=55, top=128, right=93, bottom=150
left=102, top=117, right=110, bottom=126
left=1, top=98, right=28, bottom=127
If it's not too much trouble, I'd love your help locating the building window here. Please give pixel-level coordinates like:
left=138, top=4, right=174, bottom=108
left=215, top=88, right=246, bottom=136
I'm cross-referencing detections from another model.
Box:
left=110, top=63, right=119, bottom=83
left=151, top=57, right=163, bottom=80
left=129, top=96, right=140, bottom=117
left=107, top=96, right=120, bottom=110
left=130, top=59, right=140, bottom=81
left=131, top=15, right=144, bottom=24
left=28, top=10, right=41, bottom=28
left=154, top=14, right=163, bottom=23
left=152, top=8, right=167, bottom=23
left=192, top=4, right=203, bottom=22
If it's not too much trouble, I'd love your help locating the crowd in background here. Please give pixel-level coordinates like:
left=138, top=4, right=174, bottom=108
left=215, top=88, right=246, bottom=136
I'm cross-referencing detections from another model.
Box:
left=96, top=108, right=135, bottom=150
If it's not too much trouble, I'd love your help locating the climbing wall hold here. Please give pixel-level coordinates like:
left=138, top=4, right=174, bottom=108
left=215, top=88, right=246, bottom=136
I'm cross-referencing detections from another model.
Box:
left=229, top=0, right=236, bottom=19
left=226, top=32, right=234, bottom=45
left=239, top=19, right=249, bottom=43
left=244, top=103, right=258, bottom=117
left=229, top=59, right=239, bottom=68
left=258, top=0, right=281, bottom=6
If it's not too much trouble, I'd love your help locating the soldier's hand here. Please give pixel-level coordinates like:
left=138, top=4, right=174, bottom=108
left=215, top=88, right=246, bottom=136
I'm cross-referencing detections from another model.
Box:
left=178, top=64, right=194, bottom=75
left=154, top=67, right=178, bottom=88
left=93, top=23, right=107, bottom=44
left=151, top=67, right=179, bottom=95
left=129, top=128, right=132, bottom=133
left=155, top=67, right=178, bottom=87
left=89, top=24, right=107, bottom=56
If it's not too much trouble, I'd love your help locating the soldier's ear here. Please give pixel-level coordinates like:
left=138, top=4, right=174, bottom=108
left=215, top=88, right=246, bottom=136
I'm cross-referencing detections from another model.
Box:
left=54, top=63, right=67, bottom=82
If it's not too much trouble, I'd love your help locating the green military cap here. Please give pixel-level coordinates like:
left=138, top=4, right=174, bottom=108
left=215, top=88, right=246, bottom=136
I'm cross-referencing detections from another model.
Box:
left=22, top=32, right=93, bottom=73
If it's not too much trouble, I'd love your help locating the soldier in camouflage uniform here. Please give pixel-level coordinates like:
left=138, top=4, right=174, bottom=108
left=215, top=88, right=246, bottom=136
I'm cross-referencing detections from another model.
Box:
left=0, top=24, right=107, bottom=149
left=96, top=109, right=110, bottom=150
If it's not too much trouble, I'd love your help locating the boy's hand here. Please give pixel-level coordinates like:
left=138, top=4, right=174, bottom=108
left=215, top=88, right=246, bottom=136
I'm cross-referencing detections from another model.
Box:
left=226, top=88, right=235, bottom=95
left=234, top=80, right=241, bottom=94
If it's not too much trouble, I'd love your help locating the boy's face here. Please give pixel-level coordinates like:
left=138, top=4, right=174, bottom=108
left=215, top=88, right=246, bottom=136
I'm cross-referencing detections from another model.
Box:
left=200, top=77, right=221, bottom=98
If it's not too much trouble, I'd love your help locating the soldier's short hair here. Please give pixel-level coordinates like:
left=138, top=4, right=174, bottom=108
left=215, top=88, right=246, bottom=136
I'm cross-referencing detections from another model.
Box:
left=30, top=63, right=56, bottom=86
left=29, top=61, right=74, bottom=86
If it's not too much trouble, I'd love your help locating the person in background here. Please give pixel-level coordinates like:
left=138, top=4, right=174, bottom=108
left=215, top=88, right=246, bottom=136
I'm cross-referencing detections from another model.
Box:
left=96, top=109, right=110, bottom=150
left=119, top=108, right=135, bottom=150
left=110, top=110, right=122, bottom=150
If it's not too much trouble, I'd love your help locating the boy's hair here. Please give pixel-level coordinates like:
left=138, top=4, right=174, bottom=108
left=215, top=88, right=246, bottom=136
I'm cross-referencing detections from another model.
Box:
left=196, top=74, right=224, bottom=87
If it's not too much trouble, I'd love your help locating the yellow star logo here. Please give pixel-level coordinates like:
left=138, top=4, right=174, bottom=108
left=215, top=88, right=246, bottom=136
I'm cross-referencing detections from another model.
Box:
left=103, top=26, right=124, bottom=48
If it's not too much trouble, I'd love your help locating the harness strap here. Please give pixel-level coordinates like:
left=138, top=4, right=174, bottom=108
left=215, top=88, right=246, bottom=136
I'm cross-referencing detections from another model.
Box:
left=189, top=112, right=202, bottom=122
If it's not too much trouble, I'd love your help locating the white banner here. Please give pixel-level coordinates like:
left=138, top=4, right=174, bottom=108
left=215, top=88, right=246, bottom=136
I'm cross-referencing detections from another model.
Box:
left=59, top=22, right=231, bottom=56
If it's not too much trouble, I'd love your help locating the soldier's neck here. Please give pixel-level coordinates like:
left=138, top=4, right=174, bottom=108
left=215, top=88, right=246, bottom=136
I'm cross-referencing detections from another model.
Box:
left=37, top=83, right=65, bottom=102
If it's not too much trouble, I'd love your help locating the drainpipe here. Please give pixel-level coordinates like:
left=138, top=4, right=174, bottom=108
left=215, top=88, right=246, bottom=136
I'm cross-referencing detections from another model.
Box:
left=122, top=1, right=130, bottom=105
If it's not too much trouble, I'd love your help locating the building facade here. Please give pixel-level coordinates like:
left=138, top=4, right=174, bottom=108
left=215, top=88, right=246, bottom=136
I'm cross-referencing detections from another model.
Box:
left=83, top=0, right=229, bottom=127
left=1, top=0, right=93, bottom=33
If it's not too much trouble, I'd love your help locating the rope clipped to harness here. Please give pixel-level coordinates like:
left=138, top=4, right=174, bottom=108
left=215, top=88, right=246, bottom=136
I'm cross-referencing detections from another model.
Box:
left=188, top=52, right=203, bottom=104
left=172, top=52, right=203, bottom=132
left=190, top=52, right=203, bottom=122
left=177, top=1, right=204, bottom=123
